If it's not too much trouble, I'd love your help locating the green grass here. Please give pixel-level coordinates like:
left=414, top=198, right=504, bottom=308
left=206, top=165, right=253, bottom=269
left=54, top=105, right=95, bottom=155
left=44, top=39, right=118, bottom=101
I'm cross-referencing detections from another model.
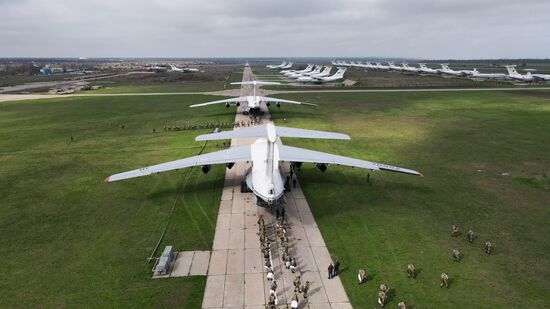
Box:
left=0, top=74, right=69, bottom=87
left=0, top=94, right=235, bottom=307
left=269, top=90, right=550, bottom=308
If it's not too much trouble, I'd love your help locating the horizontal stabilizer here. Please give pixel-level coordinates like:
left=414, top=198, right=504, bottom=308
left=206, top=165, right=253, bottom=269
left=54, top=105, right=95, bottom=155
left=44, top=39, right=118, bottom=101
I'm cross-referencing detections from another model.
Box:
left=231, top=81, right=280, bottom=86
left=195, top=124, right=350, bottom=142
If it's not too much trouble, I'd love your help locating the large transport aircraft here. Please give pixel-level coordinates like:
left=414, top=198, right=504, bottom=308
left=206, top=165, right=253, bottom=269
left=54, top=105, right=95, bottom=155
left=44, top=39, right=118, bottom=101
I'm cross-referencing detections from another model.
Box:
left=105, top=123, right=422, bottom=206
left=469, top=68, right=507, bottom=80
left=505, top=65, right=536, bottom=82
left=266, top=61, right=287, bottom=69
left=282, top=64, right=314, bottom=76
left=189, top=81, right=316, bottom=115
left=169, top=64, right=199, bottom=73
left=439, top=64, right=473, bottom=77
left=296, top=67, right=347, bottom=84
left=418, top=63, right=441, bottom=75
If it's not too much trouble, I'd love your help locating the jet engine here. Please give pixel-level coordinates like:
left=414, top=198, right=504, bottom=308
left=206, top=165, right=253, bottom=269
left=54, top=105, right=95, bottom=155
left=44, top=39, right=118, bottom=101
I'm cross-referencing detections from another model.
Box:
left=265, top=102, right=271, bottom=106
left=315, top=163, right=327, bottom=172
left=225, top=103, right=230, bottom=108
left=276, top=102, right=281, bottom=108
left=236, top=102, right=240, bottom=107
left=226, top=162, right=235, bottom=169
left=291, top=162, right=303, bottom=169
left=201, top=165, right=211, bottom=174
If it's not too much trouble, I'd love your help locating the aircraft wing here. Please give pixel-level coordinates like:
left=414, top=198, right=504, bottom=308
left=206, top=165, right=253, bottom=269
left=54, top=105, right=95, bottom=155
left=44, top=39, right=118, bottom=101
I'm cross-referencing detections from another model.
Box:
left=257, top=96, right=317, bottom=107
left=105, top=145, right=252, bottom=182
left=190, top=96, right=246, bottom=108
left=277, top=144, right=422, bottom=176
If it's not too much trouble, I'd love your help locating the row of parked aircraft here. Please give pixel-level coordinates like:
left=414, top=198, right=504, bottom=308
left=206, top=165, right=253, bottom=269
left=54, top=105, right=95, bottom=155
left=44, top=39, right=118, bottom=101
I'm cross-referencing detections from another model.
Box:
left=106, top=77, right=421, bottom=206
left=267, top=62, right=347, bottom=84
left=332, top=60, right=550, bottom=82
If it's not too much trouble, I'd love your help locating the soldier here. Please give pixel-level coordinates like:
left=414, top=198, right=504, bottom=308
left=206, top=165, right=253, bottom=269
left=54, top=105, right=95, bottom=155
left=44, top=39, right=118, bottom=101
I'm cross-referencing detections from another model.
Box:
left=452, top=224, right=459, bottom=237
left=333, top=259, right=341, bottom=277
left=328, top=263, right=334, bottom=279
left=291, top=293, right=299, bottom=309
left=452, top=249, right=461, bottom=262
left=268, top=294, right=276, bottom=308
left=440, top=272, right=449, bottom=288
left=485, top=241, right=492, bottom=254
left=379, top=283, right=389, bottom=294
left=358, top=269, right=366, bottom=284
left=398, top=301, right=407, bottom=309
left=290, top=258, right=297, bottom=273
left=301, top=281, right=310, bottom=298
left=378, top=290, right=387, bottom=307
left=407, top=263, right=416, bottom=279
left=70, top=135, right=75, bottom=143
left=270, top=280, right=277, bottom=295
left=293, top=178, right=297, bottom=188
left=294, top=275, right=302, bottom=292
left=467, top=229, right=475, bottom=243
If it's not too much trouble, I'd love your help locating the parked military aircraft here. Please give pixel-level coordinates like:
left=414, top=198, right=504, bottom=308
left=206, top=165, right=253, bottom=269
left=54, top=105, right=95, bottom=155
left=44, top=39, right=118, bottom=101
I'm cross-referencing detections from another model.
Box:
left=418, top=63, right=441, bottom=75
left=266, top=61, right=287, bottom=69
left=439, top=64, right=472, bottom=77
left=169, top=64, right=199, bottom=73
left=189, top=81, right=316, bottom=115
left=470, top=69, right=507, bottom=80
left=296, top=67, right=347, bottom=84
left=105, top=123, right=421, bottom=206
left=505, top=65, right=535, bottom=82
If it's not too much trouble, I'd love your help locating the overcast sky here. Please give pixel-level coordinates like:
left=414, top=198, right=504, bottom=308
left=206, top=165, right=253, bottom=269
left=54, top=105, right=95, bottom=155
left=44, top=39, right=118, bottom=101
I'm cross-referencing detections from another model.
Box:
left=1, top=0, right=549, bottom=59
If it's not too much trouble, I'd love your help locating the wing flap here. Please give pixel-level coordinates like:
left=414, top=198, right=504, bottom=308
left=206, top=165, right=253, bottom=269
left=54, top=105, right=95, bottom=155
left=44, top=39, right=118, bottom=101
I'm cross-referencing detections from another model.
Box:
left=257, top=96, right=317, bottom=107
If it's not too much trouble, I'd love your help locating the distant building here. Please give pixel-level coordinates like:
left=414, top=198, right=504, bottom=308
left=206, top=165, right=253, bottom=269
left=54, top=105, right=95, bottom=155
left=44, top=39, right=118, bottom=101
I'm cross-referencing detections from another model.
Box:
left=40, top=67, right=64, bottom=75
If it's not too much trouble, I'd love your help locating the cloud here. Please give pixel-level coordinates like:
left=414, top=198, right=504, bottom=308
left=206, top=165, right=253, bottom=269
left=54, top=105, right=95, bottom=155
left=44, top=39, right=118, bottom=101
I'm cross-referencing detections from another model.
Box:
left=0, top=0, right=549, bottom=58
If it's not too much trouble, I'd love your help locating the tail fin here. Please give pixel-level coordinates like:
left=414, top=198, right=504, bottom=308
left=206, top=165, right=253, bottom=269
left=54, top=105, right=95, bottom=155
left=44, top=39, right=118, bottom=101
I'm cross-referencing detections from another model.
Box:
left=441, top=64, right=449, bottom=70
left=505, top=65, right=518, bottom=76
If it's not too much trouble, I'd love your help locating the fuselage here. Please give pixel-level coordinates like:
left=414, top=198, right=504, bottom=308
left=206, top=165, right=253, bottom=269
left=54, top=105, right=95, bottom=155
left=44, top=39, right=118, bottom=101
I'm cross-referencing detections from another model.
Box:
left=245, top=138, right=285, bottom=205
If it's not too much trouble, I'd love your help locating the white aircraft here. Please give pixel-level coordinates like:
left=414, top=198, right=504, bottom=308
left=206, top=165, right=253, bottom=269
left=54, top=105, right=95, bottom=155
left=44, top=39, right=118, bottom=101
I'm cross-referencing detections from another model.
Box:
left=374, top=62, right=390, bottom=71
left=266, top=61, right=287, bottom=69
left=287, top=65, right=323, bottom=79
left=296, top=67, right=347, bottom=84
left=282, top=64, right=314, bottom=77
left=505, top=65, right=535, bottom=82
left=189, top=81, right=316, bottom=115
left=309, top=66, right=332, bottom=78
left=105, top=123, right=422, bottom=206
left=532, top=73, right=550, bottom=82
left=418, top=63, right=440, bottom=75
left=148, top=65, right=167, bottom=72
left=470, top=69, right=507, bottom=80
left=388, top=62, right=403, bottom=72
left=439, top=64, right=472, bottom=77
left=279, top=62, right=293, bottom=69
left=169, top=64, right=199, bottom=73
left=400, top=63, right=421, bottom=74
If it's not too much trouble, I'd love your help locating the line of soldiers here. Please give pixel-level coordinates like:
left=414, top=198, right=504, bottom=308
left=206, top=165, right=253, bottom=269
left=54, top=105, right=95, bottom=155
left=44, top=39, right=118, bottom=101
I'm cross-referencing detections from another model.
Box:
left=259, top=215, right=278, bottom=309
left=162, top=119, right=258, bottom=132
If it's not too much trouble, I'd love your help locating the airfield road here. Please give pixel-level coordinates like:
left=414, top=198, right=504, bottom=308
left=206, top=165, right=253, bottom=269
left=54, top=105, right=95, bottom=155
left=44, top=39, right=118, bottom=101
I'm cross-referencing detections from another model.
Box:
left=202, top=66, right=351, bottom=308
left=3, top=87, right=550, bottom=103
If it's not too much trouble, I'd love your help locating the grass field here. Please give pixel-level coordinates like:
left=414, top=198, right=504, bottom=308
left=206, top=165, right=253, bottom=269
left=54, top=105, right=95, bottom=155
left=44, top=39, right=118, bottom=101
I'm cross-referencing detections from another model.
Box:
left=268, top=90, right=550, bottom=307
left=0, top=94, right=235, bottom=307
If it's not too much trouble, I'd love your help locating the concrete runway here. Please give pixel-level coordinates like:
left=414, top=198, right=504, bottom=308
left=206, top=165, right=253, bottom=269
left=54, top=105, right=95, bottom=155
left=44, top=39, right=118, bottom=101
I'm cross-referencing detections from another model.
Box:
left=201, top=66, right=351, bottom=308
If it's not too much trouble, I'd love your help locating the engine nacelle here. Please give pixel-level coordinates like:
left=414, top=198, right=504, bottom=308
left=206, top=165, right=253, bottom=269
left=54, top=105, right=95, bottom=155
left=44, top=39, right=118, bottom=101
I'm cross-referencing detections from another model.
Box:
left=265, top=102, right=271, bottom=106
left=291, top=162, right=303, bottom=169
left=276, top=102, right=281, bottom=108
left=236, top=102, right=240, bottom=107
left=225, top=102, right=230, bottom=108
left=226, top=162, right=235, bottom=170
left=201, top=165, right=211, bottom=174
left=315, top=163, right=327, bottom=172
